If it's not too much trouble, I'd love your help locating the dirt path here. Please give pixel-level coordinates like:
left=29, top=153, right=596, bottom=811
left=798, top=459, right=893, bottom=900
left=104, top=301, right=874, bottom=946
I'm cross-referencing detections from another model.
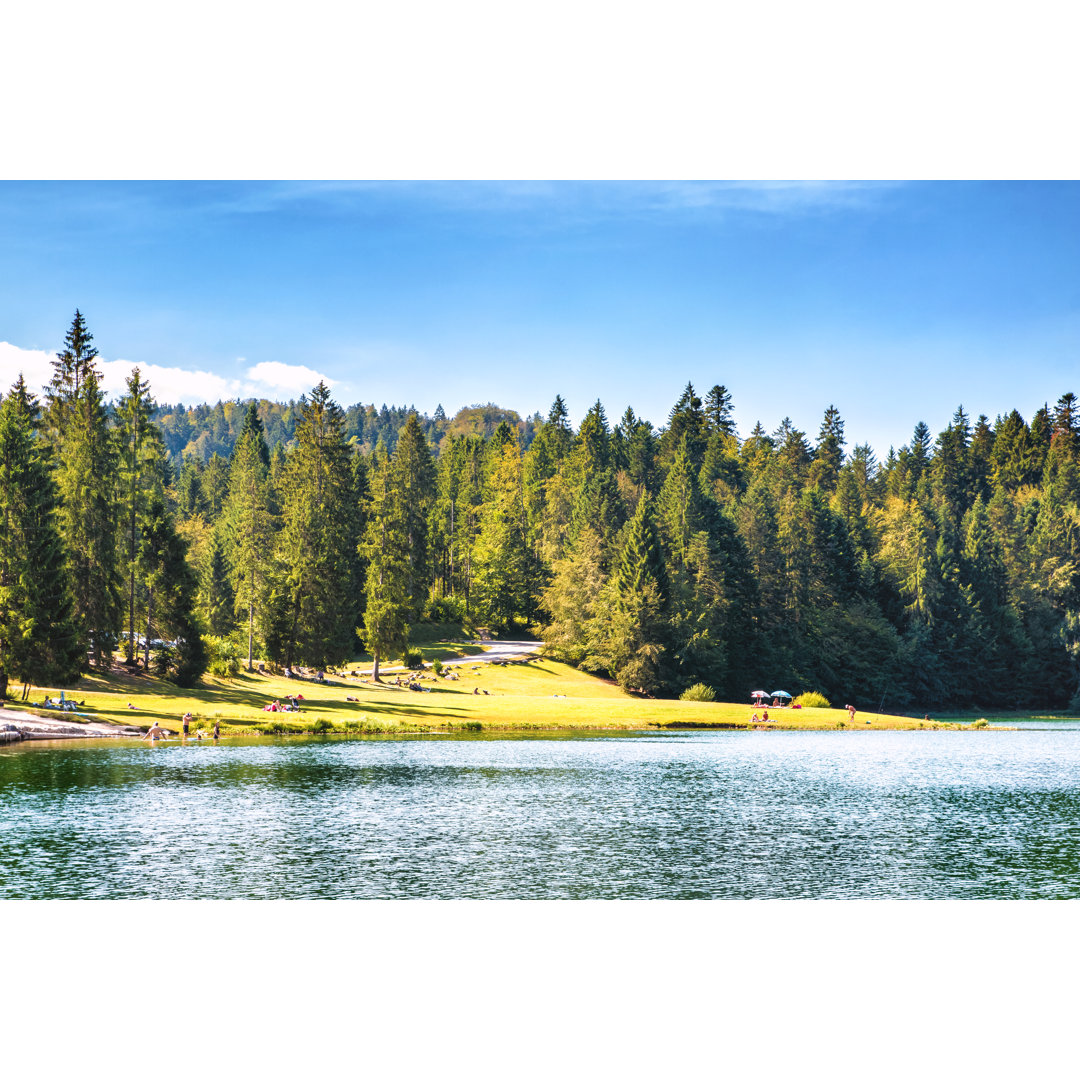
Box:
left=355, top=639, right=542, bottom=676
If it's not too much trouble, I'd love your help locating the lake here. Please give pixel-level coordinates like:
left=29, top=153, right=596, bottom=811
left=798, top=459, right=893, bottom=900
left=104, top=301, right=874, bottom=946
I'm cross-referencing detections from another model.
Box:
left=2, top=725, right=1079, bottom=899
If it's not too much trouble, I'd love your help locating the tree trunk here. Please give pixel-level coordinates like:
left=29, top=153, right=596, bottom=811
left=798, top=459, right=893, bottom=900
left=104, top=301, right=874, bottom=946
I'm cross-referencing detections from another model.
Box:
left=247, top=566, right=255, bottom=672
left=144, top=585, right=153, bottom=669
left=372, top=649, right=381, bottom=682
left=127, top=492, right=137, bottom=663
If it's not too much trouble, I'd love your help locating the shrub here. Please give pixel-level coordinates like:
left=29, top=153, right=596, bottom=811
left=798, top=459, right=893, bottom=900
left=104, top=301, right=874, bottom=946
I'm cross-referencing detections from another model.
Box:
left=972, top=718, right=988, bottom=729
left=421, top=595, right=468, bottom=623
left=432, top=659, right=444, bottom=676
left=794, top=691, right=830, bottom=709
left=401, top=646, right=424, bottom=670
left=680, top=683, right=717, bottom=702
left=311, top=718, right=334, bottom=733
left=205, top=635, right=243, bottom=677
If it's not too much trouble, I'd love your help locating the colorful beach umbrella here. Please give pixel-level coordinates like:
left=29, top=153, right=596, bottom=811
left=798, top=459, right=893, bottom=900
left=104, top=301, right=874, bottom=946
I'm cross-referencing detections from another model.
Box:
left=771, top=690, right=792, bottom=698
left=751, top=690, right=768, bottom=697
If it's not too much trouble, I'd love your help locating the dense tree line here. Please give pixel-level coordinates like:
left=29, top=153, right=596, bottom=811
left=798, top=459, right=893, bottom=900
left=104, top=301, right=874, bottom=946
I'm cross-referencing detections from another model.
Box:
left=3, top=311, right=1079, bottom=713
left=155, top=397, right=541, bottom=464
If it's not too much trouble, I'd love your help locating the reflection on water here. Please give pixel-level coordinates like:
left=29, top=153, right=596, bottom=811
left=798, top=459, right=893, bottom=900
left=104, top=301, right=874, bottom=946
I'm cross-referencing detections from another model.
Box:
left=2, top=730, right=1080, bottom=898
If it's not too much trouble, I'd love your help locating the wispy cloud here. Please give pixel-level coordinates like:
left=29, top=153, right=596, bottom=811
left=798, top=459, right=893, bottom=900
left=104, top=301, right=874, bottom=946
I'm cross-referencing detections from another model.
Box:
left=203, top=180, right=908, bottom=220
left=640, top=180, right=909, bottom=214
left=0, top=343, right=335, bottom=406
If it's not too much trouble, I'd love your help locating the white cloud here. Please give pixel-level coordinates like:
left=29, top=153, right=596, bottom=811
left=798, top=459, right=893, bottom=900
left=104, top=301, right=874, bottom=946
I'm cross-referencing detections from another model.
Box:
left=97, top=359, right=245, bottom=404
left=245, top=361, right=336, bottom=396
left=0, top=342, right=336, bottom=406
left=0, top=342, right=54, bottom=396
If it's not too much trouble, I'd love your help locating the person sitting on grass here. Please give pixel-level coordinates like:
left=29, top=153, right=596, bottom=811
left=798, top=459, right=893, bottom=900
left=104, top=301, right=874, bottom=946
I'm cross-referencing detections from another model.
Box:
left=751, top=712, right=761, bottom=723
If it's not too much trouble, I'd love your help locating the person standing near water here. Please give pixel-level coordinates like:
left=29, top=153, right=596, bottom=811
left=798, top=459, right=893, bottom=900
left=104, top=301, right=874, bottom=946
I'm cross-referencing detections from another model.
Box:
left=182, top=712, right=192, bottom=737
left=142, top=721, right=167, bottom=742
left=213, top=719, right=220, bottom=741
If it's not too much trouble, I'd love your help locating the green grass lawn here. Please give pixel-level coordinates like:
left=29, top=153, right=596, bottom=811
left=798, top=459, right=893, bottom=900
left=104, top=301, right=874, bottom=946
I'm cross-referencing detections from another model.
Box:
left=7, top=644, right=965, bottom=735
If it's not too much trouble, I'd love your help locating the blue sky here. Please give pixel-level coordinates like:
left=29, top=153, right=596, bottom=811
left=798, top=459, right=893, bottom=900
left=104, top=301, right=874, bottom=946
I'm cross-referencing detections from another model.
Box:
left=1, top=180, right=1077, bottom=456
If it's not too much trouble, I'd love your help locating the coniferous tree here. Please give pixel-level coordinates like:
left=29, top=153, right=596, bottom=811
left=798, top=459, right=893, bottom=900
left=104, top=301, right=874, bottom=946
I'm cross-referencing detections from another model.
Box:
left=223, top=425, right=275, bottom=667
left=277, top=383, right=359, bottom=667
left=613, top=492, right=668, bottom=605
left=176, top=457, right=210, bottom=519
left=360, top=446, right=410, bottom=679
left=46, top=315, right=121, bottom=669
left=138, top=495, right=206, bottom=684
left=391, top=411, right=436, bottom=617
left=116, top=367, right=166, bottom=664
left=809, top=405, right=845, bottom=493
left=472, top=440, right=531, bottom=630
left=704, top=384, right=736, bottom=437
left=0, top=380, right=81, bottom=698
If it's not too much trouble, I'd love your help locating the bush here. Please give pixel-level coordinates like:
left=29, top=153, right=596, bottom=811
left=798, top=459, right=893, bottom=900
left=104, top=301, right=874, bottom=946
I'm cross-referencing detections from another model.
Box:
left=680, top=683, right=717, bottom=702
left=794, top=691, right=830, bottom=709
left=311, top=718, right=334, bottom=733
left=401, top=646, right=424, bottom=670
left=421, top=595, right=468, bottom=624
left=432, top=659, right=444, bottom=676
left=206, top=635, right=242, bottom=678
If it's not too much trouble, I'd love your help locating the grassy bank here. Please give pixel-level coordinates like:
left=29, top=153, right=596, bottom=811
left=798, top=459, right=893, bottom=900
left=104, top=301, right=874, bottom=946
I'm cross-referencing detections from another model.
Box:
left=5, top=644, right=990, bottom=735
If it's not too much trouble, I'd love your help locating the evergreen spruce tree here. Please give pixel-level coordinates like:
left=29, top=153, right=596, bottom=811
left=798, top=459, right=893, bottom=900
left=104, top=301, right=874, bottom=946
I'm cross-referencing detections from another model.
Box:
left=704, top=384, right=736, bottom=437
left=809, top=404, right=845, bottom=493
left=471, top=440, right=531, bottom=630
left=224, top=425, right=276, bottom=668
left=176, top=457, right=210, bottom=519
left=202, top=452, right=231, bottom=517
left=360, top=446, right=410, bottom=680
left=613, top=491, right=668, bottom=606
left=46, top=317, right=121, bottom=669
left=238, top=401, right=272, bottom=469
left=278, top=383, right=360, bottom=666
left=0, top=380, right=81, bottom=698
left=203, top=531, right=236, bottom=636
left=661, top=382, right=708, bottom=468
left=390, top=411, right=437, bottom=616
left=909, top=422, right=932, bottom=483
left=657, top=438, right=705, bottom=565
left=138, top=495, right=206, bottom=684
left=115, top=367, right=167, bottom=663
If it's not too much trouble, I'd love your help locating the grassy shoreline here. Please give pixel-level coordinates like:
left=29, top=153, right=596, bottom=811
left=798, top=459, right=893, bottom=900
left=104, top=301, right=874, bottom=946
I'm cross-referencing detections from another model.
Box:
left=3, top=646, right=1020, bottom=736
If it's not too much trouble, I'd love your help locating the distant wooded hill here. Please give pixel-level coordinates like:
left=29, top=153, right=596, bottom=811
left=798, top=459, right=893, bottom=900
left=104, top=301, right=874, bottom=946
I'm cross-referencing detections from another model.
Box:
left=152, top=399, right=542, bottom=463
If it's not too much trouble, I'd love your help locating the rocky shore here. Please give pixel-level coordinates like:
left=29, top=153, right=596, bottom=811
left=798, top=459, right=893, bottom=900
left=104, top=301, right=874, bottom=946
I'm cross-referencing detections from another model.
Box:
left=0, top=707, right=142, bottom=741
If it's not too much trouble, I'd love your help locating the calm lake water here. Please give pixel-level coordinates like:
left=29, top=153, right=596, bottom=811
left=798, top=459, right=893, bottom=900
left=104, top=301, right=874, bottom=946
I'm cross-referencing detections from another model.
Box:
left=2, top=725, right=1079, bottom=899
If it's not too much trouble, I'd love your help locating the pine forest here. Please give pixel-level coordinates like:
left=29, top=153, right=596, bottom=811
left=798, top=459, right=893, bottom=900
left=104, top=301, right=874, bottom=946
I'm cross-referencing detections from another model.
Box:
left=2, top=311, right=1079, bottom=713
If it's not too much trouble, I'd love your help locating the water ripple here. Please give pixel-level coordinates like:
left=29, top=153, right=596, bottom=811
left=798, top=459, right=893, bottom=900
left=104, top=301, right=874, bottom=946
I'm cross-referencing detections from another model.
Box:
left=2, top=730, right=1079, bottom=898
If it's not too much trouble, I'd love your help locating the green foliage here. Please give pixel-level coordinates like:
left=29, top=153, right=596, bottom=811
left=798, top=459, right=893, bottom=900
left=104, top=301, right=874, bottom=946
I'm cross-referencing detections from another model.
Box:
left=16, top=311, right=1080, bottom=712
left=277, top=383, right=361, bottom=667
left=361, top=445, right=411, bottom=677
left=0, top=378, right=82, bottom=697
left=205, top=634, right=243, bottom=677
left=679, top=683, right=716, bottom=701
left=794, top=690, right=831, bottom=708
left=431, top=658, right=444, bottom=675
left=401, top=646, right=424, bottom=669
left=46, top=315, right=122, bottom=669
